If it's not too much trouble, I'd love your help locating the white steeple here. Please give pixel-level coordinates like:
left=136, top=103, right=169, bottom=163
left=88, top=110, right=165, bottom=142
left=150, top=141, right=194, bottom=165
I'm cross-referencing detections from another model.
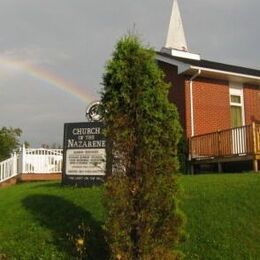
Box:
left=165, top=0, right=188, bottom=51
left=161, top=0, right=200, bottom=61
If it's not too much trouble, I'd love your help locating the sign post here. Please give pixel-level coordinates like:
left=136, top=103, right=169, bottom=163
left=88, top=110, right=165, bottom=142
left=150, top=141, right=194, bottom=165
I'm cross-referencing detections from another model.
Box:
left=62, top=121, right=106, bottom=186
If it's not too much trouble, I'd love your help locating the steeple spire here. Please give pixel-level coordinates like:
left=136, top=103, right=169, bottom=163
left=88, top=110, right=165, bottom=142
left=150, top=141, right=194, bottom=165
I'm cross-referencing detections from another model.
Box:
left=160, top=0, right=200, bottom=60
left=165, top=0, right=188, bottom=51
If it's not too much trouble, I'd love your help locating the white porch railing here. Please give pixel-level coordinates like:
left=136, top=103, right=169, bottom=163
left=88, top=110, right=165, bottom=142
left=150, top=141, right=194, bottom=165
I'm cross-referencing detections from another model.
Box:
left=0, top=146, right=63, bottom=184
left=0, top=153, right=18, bottom=183
left=20, top=147, right=63, bottom=174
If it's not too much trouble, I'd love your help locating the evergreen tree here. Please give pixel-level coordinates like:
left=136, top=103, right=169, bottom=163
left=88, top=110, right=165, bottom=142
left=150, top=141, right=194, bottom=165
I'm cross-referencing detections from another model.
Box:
left=101, top=35, right=185, bottom=259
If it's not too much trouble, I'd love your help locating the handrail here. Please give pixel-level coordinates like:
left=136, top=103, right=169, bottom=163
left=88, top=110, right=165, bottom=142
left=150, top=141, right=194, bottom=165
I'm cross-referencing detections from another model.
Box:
left=189, top=123, right=258, bottom=160
left=0, top=154, right=18, bottom=183
left=24, top=148, right=63, bottom=156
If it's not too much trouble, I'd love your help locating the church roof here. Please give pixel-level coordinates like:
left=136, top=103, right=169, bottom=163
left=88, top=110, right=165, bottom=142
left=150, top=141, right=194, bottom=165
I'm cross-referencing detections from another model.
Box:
left=157, top=51, right=260, bottom=78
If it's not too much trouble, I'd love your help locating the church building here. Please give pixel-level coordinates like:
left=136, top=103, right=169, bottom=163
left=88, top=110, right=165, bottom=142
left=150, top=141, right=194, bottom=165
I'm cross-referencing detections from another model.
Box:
left=157, top=0, right=260, bottom=172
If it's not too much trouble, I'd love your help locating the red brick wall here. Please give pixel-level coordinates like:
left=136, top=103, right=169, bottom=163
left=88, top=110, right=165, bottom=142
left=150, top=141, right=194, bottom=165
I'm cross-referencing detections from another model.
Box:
left=158, top=61, right=232, bottom=137
left=20, top=173, right=61, bottom=182
left=244, top=84, right=260, bottom=124
left=157, top=61, right=186, bottom=130
left=185, top=77, right=231, bottom=137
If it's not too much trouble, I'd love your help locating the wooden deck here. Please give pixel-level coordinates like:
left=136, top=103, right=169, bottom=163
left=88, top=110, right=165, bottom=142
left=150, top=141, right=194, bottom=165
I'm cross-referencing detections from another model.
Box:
left=189, top=122, right=260, bottom=172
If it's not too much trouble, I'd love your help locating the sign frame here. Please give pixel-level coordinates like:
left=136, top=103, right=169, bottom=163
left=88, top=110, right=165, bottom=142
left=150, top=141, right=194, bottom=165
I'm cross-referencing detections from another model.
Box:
left=62, top=121, right=106, bottom=186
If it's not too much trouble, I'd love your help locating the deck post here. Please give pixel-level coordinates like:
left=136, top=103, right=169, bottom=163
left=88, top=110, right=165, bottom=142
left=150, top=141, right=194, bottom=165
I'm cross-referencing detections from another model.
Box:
left=217, top=162, right=222, bottom=173
left=217, top=130, right=221, bottom=157
left=253, top=159, right=258, bottom=172
left=12, top=152, right=17, bottom=176
left=19, top=144, right=26, bottom=174
left=190, top=164, right=194, bottom=175
left=252, top=122, right=257, bottom=154
left=252, top=122, right=258, bottom=172
left=188, top=138, right=194, bottom=175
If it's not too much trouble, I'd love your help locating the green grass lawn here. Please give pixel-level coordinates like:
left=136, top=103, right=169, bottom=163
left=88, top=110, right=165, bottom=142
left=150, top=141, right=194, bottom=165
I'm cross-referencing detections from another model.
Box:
left=180, top=174, right=260, bottom=259
left=0, top=174, right=260, bottom=259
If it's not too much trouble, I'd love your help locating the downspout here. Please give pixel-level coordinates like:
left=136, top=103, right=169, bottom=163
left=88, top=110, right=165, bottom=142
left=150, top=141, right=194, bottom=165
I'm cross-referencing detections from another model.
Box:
left=189, top=69, right=201, bottom=137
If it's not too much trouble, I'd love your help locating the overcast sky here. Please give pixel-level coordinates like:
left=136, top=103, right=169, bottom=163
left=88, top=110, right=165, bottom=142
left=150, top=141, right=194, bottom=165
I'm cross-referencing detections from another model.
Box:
left=0, top=0, right=259, bottom=147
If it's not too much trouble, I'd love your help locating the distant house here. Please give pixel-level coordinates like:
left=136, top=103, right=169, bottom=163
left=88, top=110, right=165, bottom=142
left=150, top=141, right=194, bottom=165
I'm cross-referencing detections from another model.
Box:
left=157, top=0, right=260, bottom=172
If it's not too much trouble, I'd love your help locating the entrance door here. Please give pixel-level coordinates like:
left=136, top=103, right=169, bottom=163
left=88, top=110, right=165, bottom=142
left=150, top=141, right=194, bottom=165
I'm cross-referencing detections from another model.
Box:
left=231, top=96, right=243, bottom=128
left=229, top=83, right=246, bottom=154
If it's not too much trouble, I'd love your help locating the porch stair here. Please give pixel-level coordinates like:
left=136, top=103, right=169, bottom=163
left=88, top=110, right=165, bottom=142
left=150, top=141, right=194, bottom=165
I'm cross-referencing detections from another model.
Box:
left=0, top=174, right=21, bottom=188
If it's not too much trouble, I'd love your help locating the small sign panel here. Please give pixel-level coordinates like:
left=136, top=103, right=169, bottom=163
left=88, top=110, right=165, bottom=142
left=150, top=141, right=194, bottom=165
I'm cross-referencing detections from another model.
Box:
left=66, top=149, right=105, bottom=176
left=62, top=122, right=106, bottom=186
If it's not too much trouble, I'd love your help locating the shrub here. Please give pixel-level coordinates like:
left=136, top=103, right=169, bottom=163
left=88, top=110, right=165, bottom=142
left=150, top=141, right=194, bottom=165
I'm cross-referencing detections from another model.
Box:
left=101, top=35, right=185, bottom=259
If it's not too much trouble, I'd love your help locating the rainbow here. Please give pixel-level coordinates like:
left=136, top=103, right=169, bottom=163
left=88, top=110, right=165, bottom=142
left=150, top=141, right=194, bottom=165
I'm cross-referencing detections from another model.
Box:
left=0, top=55, right=98, bottom=103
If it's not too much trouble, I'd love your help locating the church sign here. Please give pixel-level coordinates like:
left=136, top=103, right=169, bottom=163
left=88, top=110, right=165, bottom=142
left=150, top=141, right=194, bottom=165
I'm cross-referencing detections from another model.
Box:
left=62, top=121, right=106, bottom=186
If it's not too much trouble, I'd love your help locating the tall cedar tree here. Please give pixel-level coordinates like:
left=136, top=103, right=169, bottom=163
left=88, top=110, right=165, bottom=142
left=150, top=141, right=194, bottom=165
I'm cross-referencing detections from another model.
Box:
left=101, top=36, right=185, bottom=260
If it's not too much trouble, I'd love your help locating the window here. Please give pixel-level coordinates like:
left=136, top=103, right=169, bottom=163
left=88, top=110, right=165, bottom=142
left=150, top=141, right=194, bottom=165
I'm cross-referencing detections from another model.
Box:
left=230, top=95, right=241, bottom=104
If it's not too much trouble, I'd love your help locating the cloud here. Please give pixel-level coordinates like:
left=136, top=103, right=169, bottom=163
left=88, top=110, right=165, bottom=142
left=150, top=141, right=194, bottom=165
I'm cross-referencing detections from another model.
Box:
left=1, top=46, right=70, bottom=66
left=0, top=46, right=71, bottom=81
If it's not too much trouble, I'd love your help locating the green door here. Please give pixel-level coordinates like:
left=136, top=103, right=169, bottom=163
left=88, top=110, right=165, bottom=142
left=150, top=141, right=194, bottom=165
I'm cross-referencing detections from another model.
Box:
left=230, top=95, right=245, bottom=154
left=231, top=105, right=243, bottom=128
